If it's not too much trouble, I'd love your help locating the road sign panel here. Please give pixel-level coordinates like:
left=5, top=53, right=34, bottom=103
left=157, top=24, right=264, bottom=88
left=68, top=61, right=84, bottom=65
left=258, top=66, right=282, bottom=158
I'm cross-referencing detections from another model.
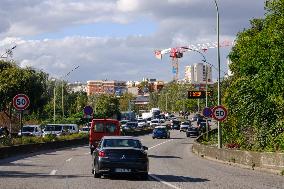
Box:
left=203, top=107, right=212, bottom=117
left=13, top=94, right=30, bottom=111
left=212, top=105, right=227, bottom=121
left=84, top=106, right=93, bottom=115
left=188, top=91, right=213, bottom=99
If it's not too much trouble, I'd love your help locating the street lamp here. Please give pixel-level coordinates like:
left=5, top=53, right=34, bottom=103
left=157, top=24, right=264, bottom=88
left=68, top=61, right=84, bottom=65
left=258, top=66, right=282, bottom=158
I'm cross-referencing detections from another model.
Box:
left=214, top=0, right=222, bottom=149
left=61, top=66, right=79, bottom=118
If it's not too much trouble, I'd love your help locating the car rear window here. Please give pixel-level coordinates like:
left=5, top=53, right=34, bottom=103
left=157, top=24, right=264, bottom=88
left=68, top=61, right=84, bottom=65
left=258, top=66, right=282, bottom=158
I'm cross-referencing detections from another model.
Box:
left=103, top=139, right=141, bottom=148
left=154, top=128, right=166, bottom=132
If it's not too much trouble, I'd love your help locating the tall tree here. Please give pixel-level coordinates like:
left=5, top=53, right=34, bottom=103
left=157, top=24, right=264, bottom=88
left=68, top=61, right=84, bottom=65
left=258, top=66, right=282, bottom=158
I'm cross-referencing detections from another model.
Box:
left=225, top=0, right=284, bottom=151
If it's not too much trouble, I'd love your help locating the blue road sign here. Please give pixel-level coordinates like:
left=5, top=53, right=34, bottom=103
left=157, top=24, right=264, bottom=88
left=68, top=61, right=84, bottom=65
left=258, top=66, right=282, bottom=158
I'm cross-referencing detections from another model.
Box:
left=84, top=106, right=93, bottom=115
left=203, top=107, right=212, bottom=117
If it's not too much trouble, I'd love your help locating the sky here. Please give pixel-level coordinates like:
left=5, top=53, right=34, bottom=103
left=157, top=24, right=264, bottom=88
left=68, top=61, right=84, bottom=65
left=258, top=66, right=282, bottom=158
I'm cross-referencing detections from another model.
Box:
left=0, top=0, right=266, bottom=83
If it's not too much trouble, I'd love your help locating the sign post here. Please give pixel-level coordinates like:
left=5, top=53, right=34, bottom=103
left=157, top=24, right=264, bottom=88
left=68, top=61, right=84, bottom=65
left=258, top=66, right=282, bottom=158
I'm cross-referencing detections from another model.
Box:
left=84, top=106, right=93, bottom=130
left=202, top=107, right=213, bottom=140
left=13, top=94, right=30, bottom=139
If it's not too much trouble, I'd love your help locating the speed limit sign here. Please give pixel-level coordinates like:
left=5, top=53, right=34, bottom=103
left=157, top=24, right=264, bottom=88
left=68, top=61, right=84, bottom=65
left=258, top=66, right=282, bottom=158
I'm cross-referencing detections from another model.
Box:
left=13, top=94, right=30, bottom=111
left=212, top=105, right=227, bottom=121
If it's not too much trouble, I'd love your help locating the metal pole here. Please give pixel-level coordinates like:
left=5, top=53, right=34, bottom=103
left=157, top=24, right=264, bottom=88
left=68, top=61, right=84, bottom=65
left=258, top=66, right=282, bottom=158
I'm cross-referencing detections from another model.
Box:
left=20, top=110, right=23, bottom=143
left=62, top=81, right=64, bottom=118
left=53, top=86, right=56, bottom=123
left=214, top=0, right=222, bottom=148
left=165, top=94, right=168, bottom=112
left=205, top=65, right=209, bottom=140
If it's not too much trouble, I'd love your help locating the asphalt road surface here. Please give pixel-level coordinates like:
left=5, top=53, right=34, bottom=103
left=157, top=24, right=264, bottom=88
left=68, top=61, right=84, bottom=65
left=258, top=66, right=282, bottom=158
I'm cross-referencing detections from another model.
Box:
left=0, top=131, right=283, bottom=189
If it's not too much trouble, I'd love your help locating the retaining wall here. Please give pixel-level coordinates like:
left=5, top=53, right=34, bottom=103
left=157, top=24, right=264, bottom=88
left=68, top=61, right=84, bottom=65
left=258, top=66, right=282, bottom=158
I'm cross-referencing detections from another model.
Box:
left=192, top=141, right=284, bottom=173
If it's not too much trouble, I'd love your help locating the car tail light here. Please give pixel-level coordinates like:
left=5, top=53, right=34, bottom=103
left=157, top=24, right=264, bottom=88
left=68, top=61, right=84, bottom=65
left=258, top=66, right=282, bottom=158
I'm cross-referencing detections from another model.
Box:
left=98, top=151, right=106, bottom=157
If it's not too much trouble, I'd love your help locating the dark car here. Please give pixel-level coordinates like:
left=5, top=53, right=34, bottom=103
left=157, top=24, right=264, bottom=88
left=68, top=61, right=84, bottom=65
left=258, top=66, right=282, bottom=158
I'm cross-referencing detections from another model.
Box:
left=186, top=126, right=200, bottom=137
left=126, top=122, right=138, bottom=130
left=92, top=136, right=149, bottom=179
left=171, top=120, right=181, bottom=130
left=152, top=126, right=170, bottom=139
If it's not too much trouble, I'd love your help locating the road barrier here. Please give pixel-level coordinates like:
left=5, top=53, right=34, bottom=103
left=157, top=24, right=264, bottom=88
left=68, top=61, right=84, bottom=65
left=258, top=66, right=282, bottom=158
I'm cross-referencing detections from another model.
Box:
left=0, top=129, right=153, bottom=159
left=192, top=130, right=284, bottom=174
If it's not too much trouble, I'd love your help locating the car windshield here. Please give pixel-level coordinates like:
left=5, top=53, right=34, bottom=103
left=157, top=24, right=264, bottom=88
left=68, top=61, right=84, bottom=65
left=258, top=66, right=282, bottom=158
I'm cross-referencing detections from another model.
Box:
left=182, top=122, right=190, bottom=125
left=82, top=127, right=90, bottom=131
left=120, top=120, right=128, bottom=124
left=154, top=128, right=166, bottom=132
left=152, top=120, right=158, bottom=123
left=127, top=122, right=137, bottom=127
left=22, top=126, right=35, bottom=132
left=138, top=120, right=145, bottom=123
left=103, top=139, right=141, bottom=148
left=45, top=125, right=62, bottom=131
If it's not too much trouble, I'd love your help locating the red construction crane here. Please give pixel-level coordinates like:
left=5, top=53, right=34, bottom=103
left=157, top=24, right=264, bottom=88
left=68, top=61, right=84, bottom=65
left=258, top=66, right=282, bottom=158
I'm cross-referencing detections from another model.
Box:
left=154, top=40, right=233, bottom=81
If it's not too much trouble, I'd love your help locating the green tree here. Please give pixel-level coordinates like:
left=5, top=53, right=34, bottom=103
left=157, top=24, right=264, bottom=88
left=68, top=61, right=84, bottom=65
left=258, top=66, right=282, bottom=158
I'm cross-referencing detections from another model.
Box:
left=225, top=0, right=284, bottom=151
left=0, top=61, right=48, bottom=117
left=88, top=94, right=120, bottom=119
left=119, top=93, right=135, bottom=112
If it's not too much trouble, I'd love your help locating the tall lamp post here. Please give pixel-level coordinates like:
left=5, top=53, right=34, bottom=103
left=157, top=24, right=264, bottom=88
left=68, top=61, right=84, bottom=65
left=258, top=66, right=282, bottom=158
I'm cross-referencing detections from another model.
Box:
left=61, top=66, right=80, bottom=118
left=214, top=0, right=222, bottom=149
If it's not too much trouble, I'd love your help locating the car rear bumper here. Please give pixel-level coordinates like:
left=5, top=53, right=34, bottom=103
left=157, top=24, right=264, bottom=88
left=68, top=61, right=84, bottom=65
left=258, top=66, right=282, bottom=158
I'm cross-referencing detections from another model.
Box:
left=97, top=159, right=149, bottom=174
left=187, top=131, right=199, bottom=136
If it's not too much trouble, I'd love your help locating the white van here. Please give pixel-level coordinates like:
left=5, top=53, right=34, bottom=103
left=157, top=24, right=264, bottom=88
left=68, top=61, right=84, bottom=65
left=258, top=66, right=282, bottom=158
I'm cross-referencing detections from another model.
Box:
left=43, top=124, right=79, bottom=137
left=18, top=125, right=42, bottom=137
left=63, top=124, right=79, bottom=134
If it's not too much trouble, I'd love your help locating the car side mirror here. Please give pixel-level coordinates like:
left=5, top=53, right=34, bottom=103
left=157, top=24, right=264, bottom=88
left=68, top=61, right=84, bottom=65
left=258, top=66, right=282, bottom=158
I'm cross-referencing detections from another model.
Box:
left=142, top=146, right=148, bottom=151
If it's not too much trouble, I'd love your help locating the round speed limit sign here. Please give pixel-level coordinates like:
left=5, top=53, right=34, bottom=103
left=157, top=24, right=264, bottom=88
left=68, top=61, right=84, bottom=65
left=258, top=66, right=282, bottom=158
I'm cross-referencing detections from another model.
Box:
left=13, top=94, right=30, bottom=111
left=212, top=105, right=227, bottom=121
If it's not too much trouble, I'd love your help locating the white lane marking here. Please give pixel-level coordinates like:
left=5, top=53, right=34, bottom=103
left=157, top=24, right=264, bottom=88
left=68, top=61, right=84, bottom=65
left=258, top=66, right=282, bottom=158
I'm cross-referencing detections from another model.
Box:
left=49, top=170, right=57, bottom=175
left=148, top=139, right=173, bottom=150
left=149, top=173, right=181, bottom=189
left=66, top=158, right=72, bottom=162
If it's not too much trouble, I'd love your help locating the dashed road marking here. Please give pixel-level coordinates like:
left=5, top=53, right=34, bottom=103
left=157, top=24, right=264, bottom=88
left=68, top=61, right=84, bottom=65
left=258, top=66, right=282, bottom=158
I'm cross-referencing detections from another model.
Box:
left=49, top=170, right=57, bottom=175
left=66, top=158, right=72, bottom=162
left=148, top=139, right=173, bottom=150
left=149, top=173, right=181, bottom=189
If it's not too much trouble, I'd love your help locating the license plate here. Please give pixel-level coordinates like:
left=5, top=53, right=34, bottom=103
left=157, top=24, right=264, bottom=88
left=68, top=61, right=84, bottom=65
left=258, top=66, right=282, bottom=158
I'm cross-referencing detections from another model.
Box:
left=115, top=168, right=131, bottom=173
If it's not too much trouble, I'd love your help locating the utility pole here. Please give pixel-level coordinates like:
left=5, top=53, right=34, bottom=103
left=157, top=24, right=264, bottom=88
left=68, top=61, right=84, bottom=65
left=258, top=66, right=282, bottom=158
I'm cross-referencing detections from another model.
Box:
left=53, top=86, right=56, bottom=123
left=61, top=66, right=79, bottom=118
left=214, top=0, right=222, bottom=149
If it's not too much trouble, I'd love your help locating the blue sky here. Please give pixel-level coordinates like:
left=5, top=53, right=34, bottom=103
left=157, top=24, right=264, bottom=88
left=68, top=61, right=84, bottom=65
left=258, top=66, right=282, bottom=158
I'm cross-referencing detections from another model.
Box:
left=0, top=0, right=266, bottom=82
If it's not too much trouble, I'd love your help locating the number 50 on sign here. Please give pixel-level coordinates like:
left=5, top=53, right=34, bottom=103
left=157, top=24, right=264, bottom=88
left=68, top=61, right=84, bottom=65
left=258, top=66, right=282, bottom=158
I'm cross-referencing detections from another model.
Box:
left=212, top=105, right=228, bottom=122
left=13, top=94, right=30, bottom=111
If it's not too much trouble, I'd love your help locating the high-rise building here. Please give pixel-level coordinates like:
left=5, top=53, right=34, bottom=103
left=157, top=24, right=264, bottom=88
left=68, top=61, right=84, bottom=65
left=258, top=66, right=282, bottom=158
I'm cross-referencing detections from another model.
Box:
left=184, top=63, right=212, bottom=84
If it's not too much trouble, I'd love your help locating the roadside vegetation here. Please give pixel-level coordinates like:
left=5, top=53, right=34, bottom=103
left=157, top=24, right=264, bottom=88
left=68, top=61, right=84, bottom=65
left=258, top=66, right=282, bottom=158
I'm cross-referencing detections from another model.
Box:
left=0, top=133, right=88, bottom=148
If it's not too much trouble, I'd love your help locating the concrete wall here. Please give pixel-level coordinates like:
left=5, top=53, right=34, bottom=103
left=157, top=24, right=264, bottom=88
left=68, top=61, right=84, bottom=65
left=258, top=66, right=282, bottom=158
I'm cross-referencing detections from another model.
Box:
left=192, top=141, right=284, bottom=172
left=0, top=138, right=88, bottom=159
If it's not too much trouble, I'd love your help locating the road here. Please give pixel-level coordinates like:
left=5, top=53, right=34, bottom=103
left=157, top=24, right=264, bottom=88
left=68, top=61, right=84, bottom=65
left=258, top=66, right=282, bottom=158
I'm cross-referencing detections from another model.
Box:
left=0, top=130, right=283, bottom=189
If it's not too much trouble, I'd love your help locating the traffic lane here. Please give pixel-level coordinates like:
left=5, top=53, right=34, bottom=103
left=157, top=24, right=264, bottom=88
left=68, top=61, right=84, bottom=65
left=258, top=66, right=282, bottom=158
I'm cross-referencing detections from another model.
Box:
left=148, top=130, right=284, bottom=189
left=0, top=146, right=95, bottom=189
left=0, top=134, right=174, bottom=189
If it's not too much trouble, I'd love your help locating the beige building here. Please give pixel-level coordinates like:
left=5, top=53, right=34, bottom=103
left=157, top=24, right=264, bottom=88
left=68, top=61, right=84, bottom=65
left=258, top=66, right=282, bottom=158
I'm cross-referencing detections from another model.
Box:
left=184, top=63, right=212, bottom=84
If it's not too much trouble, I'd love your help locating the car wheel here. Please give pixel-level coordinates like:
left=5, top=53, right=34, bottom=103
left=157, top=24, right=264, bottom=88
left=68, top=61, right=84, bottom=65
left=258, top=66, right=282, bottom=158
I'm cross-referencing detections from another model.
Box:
left=94, top=167, right=101, bottom=178
left=140, top=172, right=148, bottom=180
left=152, top=137, right=155, bottom=139
left=186, top=134, right=189, bottom=137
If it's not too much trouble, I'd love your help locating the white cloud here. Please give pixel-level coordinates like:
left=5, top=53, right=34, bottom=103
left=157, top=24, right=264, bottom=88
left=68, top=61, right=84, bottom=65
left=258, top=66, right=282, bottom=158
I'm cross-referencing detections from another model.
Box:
left=0, top=0, right=266, bottom=82
left=117, top=0, right=140, bottom=12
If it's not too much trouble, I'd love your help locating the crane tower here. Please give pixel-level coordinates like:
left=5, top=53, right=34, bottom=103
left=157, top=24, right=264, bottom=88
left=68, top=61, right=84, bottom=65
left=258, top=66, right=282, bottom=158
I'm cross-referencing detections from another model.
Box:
left=154, top=40, right=233, bottom=81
